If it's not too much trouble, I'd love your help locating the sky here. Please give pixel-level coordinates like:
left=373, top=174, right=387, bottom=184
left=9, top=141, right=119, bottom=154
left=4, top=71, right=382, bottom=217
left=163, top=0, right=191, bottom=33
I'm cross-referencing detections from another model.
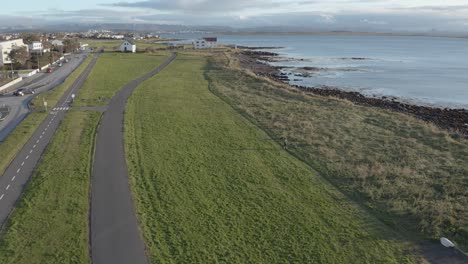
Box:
left=1, top=0, right=468, bottom=32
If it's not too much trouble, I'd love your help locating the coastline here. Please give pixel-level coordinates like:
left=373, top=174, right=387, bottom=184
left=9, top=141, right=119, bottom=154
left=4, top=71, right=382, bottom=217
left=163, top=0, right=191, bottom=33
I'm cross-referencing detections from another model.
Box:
left=237, top=49, right=468, bottom=136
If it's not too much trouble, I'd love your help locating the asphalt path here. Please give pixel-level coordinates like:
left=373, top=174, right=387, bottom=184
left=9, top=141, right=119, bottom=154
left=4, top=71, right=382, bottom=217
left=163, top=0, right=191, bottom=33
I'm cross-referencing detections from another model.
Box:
left=91, top=52, right=177, bottom=264
left=0, top=54, right=99, bottom=227
left=0, top=52, right=88, bottom=141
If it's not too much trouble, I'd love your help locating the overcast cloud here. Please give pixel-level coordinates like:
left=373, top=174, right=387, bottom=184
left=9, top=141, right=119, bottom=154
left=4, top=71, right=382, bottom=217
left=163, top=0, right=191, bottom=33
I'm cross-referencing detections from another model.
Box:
left=1, top=0, right=468, bottom=33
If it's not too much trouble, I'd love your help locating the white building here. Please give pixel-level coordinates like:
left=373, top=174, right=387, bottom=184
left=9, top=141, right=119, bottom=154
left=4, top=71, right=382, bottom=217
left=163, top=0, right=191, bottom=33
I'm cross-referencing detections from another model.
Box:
left=28, top=41, right=44, bottom=54
left=112, top=35, right=125, bottom=40
left=120, top=40, right=136, bottom=53
left=51, top=40, right=64, bottom=47
left=0, top=39, right=28, bottom=66
left=193, top=37, right=218, bottom=49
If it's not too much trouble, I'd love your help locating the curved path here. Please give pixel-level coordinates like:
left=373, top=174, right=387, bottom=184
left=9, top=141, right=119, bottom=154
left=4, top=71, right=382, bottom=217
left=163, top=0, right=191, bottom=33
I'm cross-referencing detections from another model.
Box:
left=0, top=53, right=99, bottom=227
left=91, top=53, right=177, bottom=264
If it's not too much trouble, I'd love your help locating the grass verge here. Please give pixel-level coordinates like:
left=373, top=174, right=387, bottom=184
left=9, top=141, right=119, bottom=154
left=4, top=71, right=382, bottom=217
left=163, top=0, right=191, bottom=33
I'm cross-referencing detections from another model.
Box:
left=125, top=54, right=418, bottom=263
left=206, top=53, right=468, bottom=247
left=31, top=56, right=92, bottom=110
left=0, top=56, right=93, bottom=177
left=0, top=111, right=101, bottom=264
left=74, top=52, right=169, bottom=107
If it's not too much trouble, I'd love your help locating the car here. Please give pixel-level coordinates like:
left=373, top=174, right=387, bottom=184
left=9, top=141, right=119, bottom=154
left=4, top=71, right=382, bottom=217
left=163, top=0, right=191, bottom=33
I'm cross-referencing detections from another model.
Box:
left=46, top=68, right=53, bottom=73
left=13, top=88, right=35, bottom=96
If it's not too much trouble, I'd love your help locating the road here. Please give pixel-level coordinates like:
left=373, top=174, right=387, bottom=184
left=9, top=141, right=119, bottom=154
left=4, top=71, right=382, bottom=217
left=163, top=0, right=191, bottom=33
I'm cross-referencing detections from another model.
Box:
left=0, top=54, right=99, bottom=227
left=91, top=52, right=177, bottom=264
left=0, top=52, right=88, bottom=142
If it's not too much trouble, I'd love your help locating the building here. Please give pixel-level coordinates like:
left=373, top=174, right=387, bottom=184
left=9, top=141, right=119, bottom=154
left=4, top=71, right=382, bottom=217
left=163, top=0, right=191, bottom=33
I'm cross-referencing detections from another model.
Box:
left=120, top=40, right=136, bottom=53
left=28, top=41, right=45, bottom=54
left=0, top=39, right=28, bottom=66
left=193, top=37, right=218, bottom=49
left=51, top=40, right=64, bottom=47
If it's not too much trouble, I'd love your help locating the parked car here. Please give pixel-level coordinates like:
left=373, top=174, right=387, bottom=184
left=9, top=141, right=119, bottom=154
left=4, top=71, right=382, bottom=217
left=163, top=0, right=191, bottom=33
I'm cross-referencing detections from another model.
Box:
left=13, top=88, right=35, bottom=96
left=46, top=68, right=53, bottom=73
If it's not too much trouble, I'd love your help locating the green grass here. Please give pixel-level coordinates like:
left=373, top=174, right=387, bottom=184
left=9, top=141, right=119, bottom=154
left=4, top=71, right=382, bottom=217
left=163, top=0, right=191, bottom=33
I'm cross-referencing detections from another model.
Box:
left=125, top=54, right=418, bottom=263
left=0, top=113, right=46, bottom=176
left=0, top=111, right=101, bottom=264
left=206, top=53, right=468, bottom=247
left=74, top=52, right=169, bottom=106
left=31, top=56, right=92, bottom=110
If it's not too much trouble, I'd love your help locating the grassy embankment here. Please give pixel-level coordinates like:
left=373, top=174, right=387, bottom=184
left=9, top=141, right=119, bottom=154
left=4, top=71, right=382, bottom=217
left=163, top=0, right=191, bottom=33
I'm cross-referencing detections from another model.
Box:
left=0, top=56, right=92, bottom=177
left=125, top=54, right=419, bottom=263
left=74, top=52, right=169, bottom=106
left=0, top=111, right=101, bottom=264
left=206, top=53, right=468, bottom=247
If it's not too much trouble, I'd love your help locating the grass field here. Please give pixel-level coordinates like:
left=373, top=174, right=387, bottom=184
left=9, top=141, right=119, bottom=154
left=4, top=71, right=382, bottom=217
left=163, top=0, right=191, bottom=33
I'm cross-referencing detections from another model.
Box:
left=74, top=52, right=169, bottom=106
left=0, top=56, right=93, bottom=177
left=125, top=54, right=419, bottom=263
left=0, top=111, right=101, bottom=264
left=206, top=53, right=468, bottom=247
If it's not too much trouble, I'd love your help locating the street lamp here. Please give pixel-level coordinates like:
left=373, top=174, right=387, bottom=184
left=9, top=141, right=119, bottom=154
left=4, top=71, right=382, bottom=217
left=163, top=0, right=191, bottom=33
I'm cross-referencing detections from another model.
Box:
left=440, top=237, right=468, bottom=257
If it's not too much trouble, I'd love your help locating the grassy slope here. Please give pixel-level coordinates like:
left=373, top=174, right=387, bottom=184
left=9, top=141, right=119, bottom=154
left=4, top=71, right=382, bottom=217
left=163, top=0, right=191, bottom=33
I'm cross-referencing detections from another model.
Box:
left=125, top=54, right=417, bottom=263
left=74, top=52, right=168, bottom=106
left=0, top=111, right=101, bottom=264
left=206, top=54, right=468, bottom=246
left=0, top=56, right=92, bottom=176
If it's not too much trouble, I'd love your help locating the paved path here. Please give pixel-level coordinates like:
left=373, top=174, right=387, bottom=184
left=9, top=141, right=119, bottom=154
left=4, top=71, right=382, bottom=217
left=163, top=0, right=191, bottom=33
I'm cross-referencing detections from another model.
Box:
left=0, top=54, right=99, bottom=227
left=91, top=53, right=176, bottom=264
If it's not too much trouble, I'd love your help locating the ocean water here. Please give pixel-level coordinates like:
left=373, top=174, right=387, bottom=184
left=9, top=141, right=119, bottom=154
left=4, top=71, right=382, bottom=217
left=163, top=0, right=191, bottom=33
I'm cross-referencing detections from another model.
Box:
left=163, top=33, right=468, bottom=109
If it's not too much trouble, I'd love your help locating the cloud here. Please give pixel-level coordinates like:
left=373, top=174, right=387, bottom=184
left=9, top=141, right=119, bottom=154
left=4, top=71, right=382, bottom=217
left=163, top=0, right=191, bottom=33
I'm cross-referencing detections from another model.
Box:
left=105, top=0, right=282, bottom=14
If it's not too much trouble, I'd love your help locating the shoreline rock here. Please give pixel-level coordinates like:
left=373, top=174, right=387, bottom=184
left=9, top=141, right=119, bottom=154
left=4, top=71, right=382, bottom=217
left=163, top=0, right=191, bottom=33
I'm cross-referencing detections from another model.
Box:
left=237, top=49, right=468, bottom=137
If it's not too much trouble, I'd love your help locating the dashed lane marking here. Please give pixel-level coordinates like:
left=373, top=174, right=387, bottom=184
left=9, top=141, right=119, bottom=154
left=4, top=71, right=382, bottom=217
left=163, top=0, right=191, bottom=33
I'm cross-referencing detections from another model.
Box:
left=6, top=185, right=10, bottom=190
left=0, top=194, right=4, bottom=200
left=11, top=176, right=16, bottom=181
left=21, top=161, right=24, bottom=166
left=26, top=155, right=29, bottom=160
left=33, top=145, right=37, bottom=149
left=30, top=150, right=33, bottom=154
left=16, top=168, right=20, bottom=173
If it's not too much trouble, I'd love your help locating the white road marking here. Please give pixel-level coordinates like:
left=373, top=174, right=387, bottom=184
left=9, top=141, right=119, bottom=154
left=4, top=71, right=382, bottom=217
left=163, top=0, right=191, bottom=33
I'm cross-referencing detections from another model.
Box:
left=11, top=176, right=16, bottom=181
left=16, top=168, right=21, bottom=173
left=40, top=135, right=43, bottom=139
left=36, top=139, right=40, bottom=143
left=21, top=161, right=24, bottom=166
left=6, top=185, right=10, bottom=190
left=0, top=194, right=4, bottom=200
left=30, top=150, right=33, bottom=154
left=26, top=155, right=29, bottom=159
left=33, top=145, right=37, bottom=148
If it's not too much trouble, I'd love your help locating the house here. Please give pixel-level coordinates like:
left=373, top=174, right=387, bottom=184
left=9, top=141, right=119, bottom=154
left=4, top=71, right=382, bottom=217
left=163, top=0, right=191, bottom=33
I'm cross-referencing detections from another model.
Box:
left=193, top=37, right=218, bottom=49
left=51, top=40, right=64, bottom=47
left=120, top=40, right=136, bottom=53
left=28, top=41, right=45, bottom=54
left=0, top=39, right=28, bottom=66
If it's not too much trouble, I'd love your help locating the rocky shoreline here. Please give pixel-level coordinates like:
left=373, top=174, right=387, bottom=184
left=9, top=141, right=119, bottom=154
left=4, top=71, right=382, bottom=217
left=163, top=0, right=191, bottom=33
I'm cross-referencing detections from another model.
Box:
left=238, top=50, right=468, bottom=136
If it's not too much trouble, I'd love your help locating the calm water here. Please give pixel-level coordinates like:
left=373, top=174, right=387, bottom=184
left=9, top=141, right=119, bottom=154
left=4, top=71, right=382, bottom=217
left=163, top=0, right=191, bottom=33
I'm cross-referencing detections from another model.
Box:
left=163, top=33, right=468, bottom=108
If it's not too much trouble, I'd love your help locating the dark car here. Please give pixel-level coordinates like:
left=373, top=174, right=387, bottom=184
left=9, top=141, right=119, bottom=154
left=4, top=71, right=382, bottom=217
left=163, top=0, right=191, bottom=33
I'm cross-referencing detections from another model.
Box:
left=13, top=88, right=35, bottom=96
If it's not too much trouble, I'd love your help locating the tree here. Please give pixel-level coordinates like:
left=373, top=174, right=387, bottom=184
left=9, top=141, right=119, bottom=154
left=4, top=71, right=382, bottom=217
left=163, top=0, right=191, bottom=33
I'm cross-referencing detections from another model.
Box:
left=9, top=47, right=30, bottom=66
left=63, top=39, right=80, bottom=53
left=20, top=33, right=41, bottom=44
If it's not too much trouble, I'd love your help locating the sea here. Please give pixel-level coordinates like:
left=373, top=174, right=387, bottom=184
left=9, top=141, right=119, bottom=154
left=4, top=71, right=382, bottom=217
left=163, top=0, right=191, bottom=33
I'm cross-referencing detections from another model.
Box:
left=162, top=33, right=468, bottom=109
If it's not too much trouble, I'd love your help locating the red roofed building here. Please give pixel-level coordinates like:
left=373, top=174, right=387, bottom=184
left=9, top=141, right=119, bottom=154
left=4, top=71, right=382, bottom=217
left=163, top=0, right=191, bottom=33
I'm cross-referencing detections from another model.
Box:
left=193, top=37, right=218, bottom=49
